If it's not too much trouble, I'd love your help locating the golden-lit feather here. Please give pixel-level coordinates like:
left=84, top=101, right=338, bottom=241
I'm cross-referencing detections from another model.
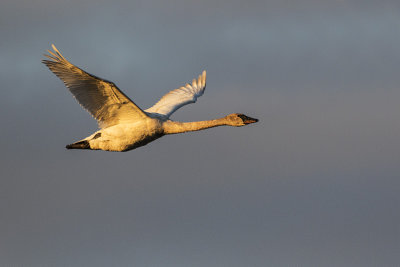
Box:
left=42, top=44, right=148, bottom=128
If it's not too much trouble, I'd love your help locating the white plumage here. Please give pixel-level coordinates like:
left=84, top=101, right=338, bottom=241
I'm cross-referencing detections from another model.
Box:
left=43, top=45, right=258, bottom=152
left=145, top=71, right=206, bottom=117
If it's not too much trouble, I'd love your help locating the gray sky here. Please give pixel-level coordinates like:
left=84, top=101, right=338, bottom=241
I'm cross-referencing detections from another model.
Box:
left=1, top=0, right=399, bottom=266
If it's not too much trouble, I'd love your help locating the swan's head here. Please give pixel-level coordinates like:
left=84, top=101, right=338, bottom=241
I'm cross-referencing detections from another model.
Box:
left=226, top=113, right=258, bottom=126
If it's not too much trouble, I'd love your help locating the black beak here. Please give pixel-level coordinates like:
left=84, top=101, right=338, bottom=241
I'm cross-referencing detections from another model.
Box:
left=238, top=114, right=259, bottom=124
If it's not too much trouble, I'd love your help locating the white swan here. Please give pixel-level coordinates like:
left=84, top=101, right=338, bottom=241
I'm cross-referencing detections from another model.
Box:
left=43, top=45, right=258, bottom=152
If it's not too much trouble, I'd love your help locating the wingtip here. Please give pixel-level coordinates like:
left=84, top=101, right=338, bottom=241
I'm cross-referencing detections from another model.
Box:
left=49, top=43, right=66, bottom=60
left=201, top=70, right=206, bottom=87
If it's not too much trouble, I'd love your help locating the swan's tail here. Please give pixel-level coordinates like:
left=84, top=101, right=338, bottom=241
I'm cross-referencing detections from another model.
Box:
left=66, top=140, right=90, bottom=149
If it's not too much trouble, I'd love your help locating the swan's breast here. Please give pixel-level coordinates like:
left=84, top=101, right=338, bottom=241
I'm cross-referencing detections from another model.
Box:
left=90, top=118, right=164, bottom=151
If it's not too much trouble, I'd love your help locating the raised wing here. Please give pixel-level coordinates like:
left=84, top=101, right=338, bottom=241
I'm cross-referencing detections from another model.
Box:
left=145, top=70, right=206, bottom=118
left=42, top=44, right=148, bottom=128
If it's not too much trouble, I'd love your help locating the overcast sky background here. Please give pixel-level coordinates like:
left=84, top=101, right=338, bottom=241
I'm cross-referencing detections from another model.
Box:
left=1, top=0, right=399, bottom=266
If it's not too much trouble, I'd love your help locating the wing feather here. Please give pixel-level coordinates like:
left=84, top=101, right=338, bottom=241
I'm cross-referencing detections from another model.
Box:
left=42, top=44, right=148, bottom=128
left=145, top=71, right=206, bottom=118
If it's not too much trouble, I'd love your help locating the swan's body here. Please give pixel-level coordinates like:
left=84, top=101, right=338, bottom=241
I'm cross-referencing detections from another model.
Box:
left=43, top=45, right=258, bottom=152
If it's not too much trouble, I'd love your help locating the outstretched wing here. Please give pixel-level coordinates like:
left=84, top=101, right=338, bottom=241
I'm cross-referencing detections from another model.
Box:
left=42, top=44, right=148, bottom=128
left=145, top=70, right=206, bottom=118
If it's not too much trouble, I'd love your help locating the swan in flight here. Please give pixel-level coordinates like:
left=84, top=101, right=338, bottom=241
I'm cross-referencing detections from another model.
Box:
left=42, top=45, right=258, bottom=152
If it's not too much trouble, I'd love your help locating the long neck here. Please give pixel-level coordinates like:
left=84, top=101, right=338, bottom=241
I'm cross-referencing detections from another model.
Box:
left=163, top=117, right=229, bottom=135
